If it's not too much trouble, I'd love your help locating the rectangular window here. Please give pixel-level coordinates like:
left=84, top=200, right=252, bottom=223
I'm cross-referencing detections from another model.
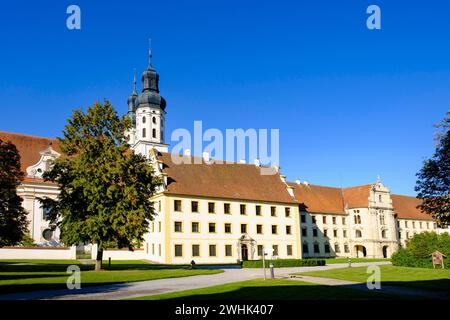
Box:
left=323, top=216, right=327, bottom=224
left=174, top=221, right=182, bottom=233
left=412, top=221, right=415, bottom=228
left=312, top=216, right=317, bottom=224
left=271, top=225, right=278, bottom=234
left=224, top=223, right=232, bottom=234
left=334, top=244, right=340, bottom=253
left=342, top=217, right=346, bottom=225
left=343, top=230, right=347, bottom=238
left=301, top=214, right=306, bottom=223
left=257, top=245, right=264, bottom=256
left=333, top=229, right=338, bottom=237
left=273, top=245, right=279, bottom=256
left=256, top=205, right=261, bottom=216
left=209, top=223, right=216, bottom=233
left=313, top=228, right=318, bottom=237
left=241, top=224, right=247, bottom=234
left=303, top=243, right=309, bottom=254
left=192, top=244, right=200, bottom=257
left=175, top=244, right=183, bottom=257
left=271, top=206, right=277, bottom=217
left=209, top=245, right=217, bottom=257
left=324, top=229, right=328, bottom=237
left=158, top=244, right=161, bottom=256
left=191, top=201, right=199, bottom=213
left=285, top=207, right=291, bottom=217
left=405, top=221, right=408, bottom=228
left=240, top=204, right=246, bottom=215
left=324, top=244, right=330, bottom=253
left=158, top=221, right=161, bottom=232
left=152, top=243, right=155, bottom=255
left=302, top=228, right=307, bottom=237
left=287, top=245, right=293, bottom=256
left=224, top=203, right=231, bottom=214
left=225, top=245, right=232, bottom=257
left=191, top=222, right=199, bottom=233
left=286, top=225, right=292, bottom=235
left=344, top=244, right=349, bottom=253
left=332, top=217, right=336, bottom=225
left=174, top=200, right=182, bottom=212
left=208, top=202, right=215, bottom=213
left=256, top=224, right=263, bottom=234
left=313, top=244, right=320, bottom=254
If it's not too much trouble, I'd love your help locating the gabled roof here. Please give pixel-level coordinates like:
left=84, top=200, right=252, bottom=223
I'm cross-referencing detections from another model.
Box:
left=342, top=184, right=372, bottom=209
left=391, top=194, right=434, bottom=221
left=156, top=152, right=297, bottom=204
left=288, top=183, right=346, bottom=215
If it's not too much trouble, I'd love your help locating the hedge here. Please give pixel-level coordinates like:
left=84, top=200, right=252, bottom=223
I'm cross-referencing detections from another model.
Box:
left=242, top=259, right=326, bottom=268
left=391, top=231, right=450, bottom=269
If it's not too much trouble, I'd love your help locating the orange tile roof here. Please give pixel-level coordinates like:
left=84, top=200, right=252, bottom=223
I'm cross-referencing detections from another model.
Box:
left=157, top=152, right=298, bottom=204
left=391, top=194, right=434, bottom=221
left=288, top=183, right=346, bottom=215
left=342, top=184, right=372, bottom=208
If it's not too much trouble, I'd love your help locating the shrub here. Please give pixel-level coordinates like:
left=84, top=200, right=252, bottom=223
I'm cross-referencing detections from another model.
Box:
left=391, top=231, right=450, bottom=269
left=242, top=259, right=326, bottom=268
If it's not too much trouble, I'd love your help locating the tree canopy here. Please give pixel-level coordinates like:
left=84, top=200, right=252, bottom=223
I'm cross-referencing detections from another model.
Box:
left=415, top=110, right=450, bottom=226
left=0, top=139, right=28, bottom=247
left=41, top=101, right=161, bottom=269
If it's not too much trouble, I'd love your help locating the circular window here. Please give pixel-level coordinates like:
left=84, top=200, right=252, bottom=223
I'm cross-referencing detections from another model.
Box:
left=42, top=229, right=53, bottom=241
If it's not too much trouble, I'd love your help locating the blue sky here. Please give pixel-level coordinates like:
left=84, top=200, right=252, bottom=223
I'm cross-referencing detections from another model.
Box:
left=0, top=0, right=449, bottom=195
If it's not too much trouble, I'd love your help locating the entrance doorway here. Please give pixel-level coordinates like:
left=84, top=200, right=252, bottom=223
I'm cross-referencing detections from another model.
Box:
left=382, top=246, right=389, bottom=258
left=241, top=244, right=249, bottom=261
left=354, top=245, right=367, bottom=258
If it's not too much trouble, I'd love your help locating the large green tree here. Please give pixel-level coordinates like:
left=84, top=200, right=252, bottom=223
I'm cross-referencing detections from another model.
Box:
left=415, top=111, right=450, bottom=226
left=41, top=101, right=161, bottom=270
left=0, top=139, right=28, bottom=247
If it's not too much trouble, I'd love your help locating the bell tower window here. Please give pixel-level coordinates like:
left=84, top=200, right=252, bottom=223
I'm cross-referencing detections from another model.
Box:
left=142, top=128, right=146, bottom=138
left=142, top=116, right=146, bottom=124
left=153, top=117, right=157, bottom=124
left=152, top=129, right=156, bottom=138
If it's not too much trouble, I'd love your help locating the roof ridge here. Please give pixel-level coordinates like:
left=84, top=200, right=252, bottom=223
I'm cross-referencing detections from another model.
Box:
left=0, top=130, right=56, bottom=141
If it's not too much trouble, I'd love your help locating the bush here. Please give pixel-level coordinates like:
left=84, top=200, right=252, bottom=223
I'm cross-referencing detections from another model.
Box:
left=242, top=259, right=326, bottom=268
left=391, top=231, right=450, bottom=269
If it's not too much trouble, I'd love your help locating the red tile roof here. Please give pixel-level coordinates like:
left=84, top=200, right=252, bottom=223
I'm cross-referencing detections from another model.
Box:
left=342, top=184, right=372, bottom=208
left=288, top=183, right=346, bottom=215
left=391, top=194, right=434, bottom=221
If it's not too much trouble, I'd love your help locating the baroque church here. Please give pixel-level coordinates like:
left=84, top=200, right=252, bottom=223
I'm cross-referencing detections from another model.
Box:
left=0, top=50, right=441, bottom=262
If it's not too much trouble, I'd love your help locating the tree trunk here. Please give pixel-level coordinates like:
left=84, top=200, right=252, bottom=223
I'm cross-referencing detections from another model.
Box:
left=95, top=248, right=103, bottom=271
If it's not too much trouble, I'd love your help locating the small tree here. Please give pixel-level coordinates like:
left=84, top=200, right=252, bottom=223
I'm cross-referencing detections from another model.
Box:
left=0, top=139, right=29, bottom=247
left=415, top=111, right=450, bottom=226
left=41, top=101, right=161, bottom=270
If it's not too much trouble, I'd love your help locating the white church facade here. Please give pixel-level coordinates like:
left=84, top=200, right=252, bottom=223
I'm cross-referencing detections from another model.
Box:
left=0, top=50, right=441, bottom=262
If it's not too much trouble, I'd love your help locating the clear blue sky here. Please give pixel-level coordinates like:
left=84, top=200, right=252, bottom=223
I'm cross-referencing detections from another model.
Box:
left=0, top=0, right=449, bottom=195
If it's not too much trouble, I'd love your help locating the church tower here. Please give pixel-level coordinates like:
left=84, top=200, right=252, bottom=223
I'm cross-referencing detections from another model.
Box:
left=126, top=47, right=168, bottom=157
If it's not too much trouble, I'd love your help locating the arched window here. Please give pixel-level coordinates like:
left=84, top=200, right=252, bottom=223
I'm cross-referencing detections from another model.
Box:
left=355, top=230, right=362, bottom=238
left=153, top=117, right=157, bottom=124
left=142, top=128, right=146, bottom=138
left=142, top=116, right=146, bottom=124
left=379, top=195, right=382, bottom=202
left=152, top=129, right=156, bottom=138
left=357, top=215, right=361, bottom=224
left=381, top=229, right=387, bottom=239
left=334, top=243, right=340, bottom=253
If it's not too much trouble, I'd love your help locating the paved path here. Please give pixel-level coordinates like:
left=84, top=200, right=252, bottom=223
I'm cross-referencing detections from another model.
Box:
left=0, top=262, right=390, bottom=300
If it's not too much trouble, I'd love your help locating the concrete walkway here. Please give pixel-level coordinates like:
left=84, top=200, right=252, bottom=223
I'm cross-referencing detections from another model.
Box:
left=0, top=262, right=390, bottom=300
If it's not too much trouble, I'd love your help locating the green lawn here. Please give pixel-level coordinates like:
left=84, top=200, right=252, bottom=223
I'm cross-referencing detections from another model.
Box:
left=324, top=258, right=390, bottom=264
left=295, top=265, right=450, bottom=292
left=130, top=278, right=401, bottom=300
left=0, top=260, right=222, bottom=295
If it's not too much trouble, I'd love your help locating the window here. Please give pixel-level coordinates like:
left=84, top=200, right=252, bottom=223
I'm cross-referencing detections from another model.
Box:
left=191, top=201, right=199, bottom=213
left=312, top=216, right=317, bottom=224
left=355, top=230, right=362, bottom=238
left=354, top=215, right=361, bottom=224
left=324, top=243, right=330, bottom=253
left=334, top=243, right=340, bottom=253
left=419, top=222, right=422, bottom=229
left=42, top=229, right=53, bottom=241
left=208, top=202, right=215, bottom=213
left=434, top=223, right=437, bottom=229
left=313, top=228, right=318, bottom=237
left=224, top=203, right=231, bottom=214
left=303, top=243, right=309, bottom=254
left=342, top=217, right=346, bottom=225
left=301, top=214, right=306, bottom=223
left=192, top=245, right=200, bottom=257
left=142, top=116, right=146, bottom=123
left=286, top=225, right=292, bottom=235
left=343, top=230, right=347, bottom=238
left=332, top=217, right=337, bottom=225
left=174, top=200, right=182, bottom=212
left=271, top=206, right=276, bottom=217
left=412, top=221, right=416, bottom=228
left=285, top=207, right=291, bottom=217
left=192, top=222, right=199, bottom=233
left=379, top=195, right=382, bottom=202
left=405, top=221, right=408, bottom=228
left=43, top=207, right=51, bottom=220
left=158, top=244, right=161, bottom=256
left=287, top=245, right=293, bottom=256
left=241, top=224, right=247, bottom=234
left=209, top=245, right=217, bottom=257
left=225, top=245, right=233, bottom=257
left=142, top=128, right=146, bottom=138
left=152, top=244, right=154, bottom=255
left=256, top=224, right=263, bottom=234
left=380, top=215, right=385, bottom=225
left=256, top=205, right=261, bottom=216
left=333, top=229, right=338, bottom=237
left=209, top=223, right=216, bottom=233
left=271, top=225, right=278, bottom=234
left=398, top=232, right=402, bottom=239
left=240, top=204, right=247, bottom=215
left=406, top=231, right=410, bottom=239
left=158, top=221, right=161, bottom=232
left=313, top=243, right=320, bottom=254
left=323, top=216, right=327, bottom=224
left=302, top=228, right=307, bottom=237
left=344, top=244, right=349, bottom=253
left=324, top=229, right=328, bottom=237
left=427, top=222, right=429, bottom=229
left=175, top=245, right=183, bottom=257
left=272, top=245, right=279, bottom=256
left=152, top=222, right=155, bottom=232
left=152, top=128, right=156, bottom=138
left=152, top=117, right=156, bottom=124
left=174, top=221, right=182, bottom=233
left=257, top=245, right=264, bottom=256
left=382, top=229, right=387, bottom=239
left=224, top=223, right=232, bottom=234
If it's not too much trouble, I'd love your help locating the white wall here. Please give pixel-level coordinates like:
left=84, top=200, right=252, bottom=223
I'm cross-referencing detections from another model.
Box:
left=91, top=244, right=146, bottom=260
left=0, top=246, right=76, bottom=260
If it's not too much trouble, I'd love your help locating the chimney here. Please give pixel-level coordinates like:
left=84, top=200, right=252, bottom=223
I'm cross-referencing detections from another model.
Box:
left=254, top=159, right=260, bottom=167
left=303, top=181, right=309, bottom=186
left=184, top=149, right=191, bottom=156
left=295, top=180, right=301, bottom=185
left=202, top=152, right=210, bottom=162
left=239, top=159, right=246, bottom=164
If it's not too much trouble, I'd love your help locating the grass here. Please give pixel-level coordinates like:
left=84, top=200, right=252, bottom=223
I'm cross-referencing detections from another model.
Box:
left=295, top=265, right=450, bottom=292
left=0, top=260, right=222, bottom=295
left=324, top=258, right=390, bottom=264
left=130, top=278, right=401, bottom=300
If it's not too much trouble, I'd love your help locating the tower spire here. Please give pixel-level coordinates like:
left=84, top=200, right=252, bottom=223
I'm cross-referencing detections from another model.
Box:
left=133, top=68, right=137, bottom=94
left=148, top=38, right=152, bottom=67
